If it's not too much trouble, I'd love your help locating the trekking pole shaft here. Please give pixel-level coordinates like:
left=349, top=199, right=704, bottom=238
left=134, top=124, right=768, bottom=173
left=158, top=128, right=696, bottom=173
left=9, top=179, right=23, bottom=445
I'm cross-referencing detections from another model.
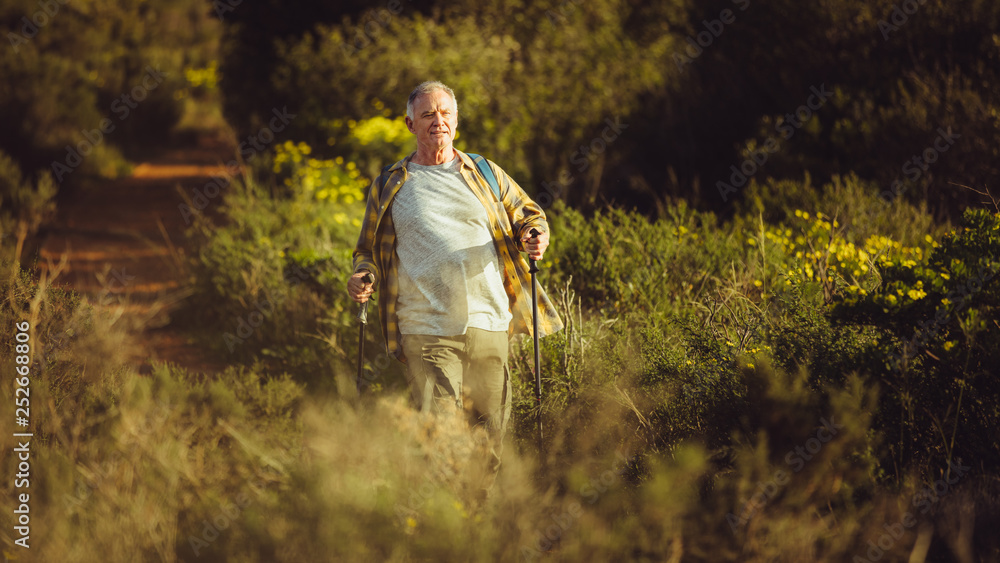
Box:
left=528, top=229, right=543, bottom=440
left=530, top=268, right=540, bottom=398
left=531, top=268, right=542, bottom=435
left=356, top=272, right=375, bottom=392
left=356, top=321, right=366, bottom=391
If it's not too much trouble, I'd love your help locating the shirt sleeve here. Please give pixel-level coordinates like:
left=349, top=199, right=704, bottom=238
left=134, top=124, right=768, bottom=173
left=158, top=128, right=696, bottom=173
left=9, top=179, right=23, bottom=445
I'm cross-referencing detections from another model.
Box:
left=489, top=161, right=548, bottom=251
left=352, top=175, right=382, bottom=284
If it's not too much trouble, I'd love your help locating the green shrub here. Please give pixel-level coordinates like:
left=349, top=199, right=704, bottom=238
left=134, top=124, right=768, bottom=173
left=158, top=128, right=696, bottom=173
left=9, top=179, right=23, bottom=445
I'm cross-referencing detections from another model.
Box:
left=0, top=0, right=218, bottom=175
left=738, top=173, right=941, bottom=249
left=546, top=201, right=741, bottom=317
left=0, top=150, right=56, bottom=263
left=182, top=138, right=410, bottom=390
left=836, top=208, right=1000, bottom=476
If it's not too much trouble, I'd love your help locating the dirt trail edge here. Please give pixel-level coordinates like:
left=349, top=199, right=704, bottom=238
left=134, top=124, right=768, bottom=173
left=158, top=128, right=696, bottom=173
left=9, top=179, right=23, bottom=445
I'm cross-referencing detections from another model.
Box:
left=36, top=134, right=234, bottom=375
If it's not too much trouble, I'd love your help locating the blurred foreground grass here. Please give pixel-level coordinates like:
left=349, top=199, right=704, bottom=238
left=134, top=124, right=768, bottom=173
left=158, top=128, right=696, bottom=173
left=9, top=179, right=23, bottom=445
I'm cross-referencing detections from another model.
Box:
left=2, top=249, right=998, bottom=562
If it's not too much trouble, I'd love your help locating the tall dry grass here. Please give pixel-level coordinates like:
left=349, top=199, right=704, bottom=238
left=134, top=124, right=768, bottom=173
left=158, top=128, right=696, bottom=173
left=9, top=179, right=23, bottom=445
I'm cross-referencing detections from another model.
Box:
left=3, top=256, right=997, bottom=562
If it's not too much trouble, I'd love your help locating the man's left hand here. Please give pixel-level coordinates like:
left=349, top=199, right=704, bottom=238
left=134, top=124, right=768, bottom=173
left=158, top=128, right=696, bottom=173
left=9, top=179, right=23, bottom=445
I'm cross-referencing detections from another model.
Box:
left=522, top=229, right=549, bottom=261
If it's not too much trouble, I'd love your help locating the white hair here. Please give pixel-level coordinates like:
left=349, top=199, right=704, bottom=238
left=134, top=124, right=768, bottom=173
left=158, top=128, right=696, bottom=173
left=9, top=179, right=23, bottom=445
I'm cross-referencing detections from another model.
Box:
left=406, top=81, right=458, bottom=121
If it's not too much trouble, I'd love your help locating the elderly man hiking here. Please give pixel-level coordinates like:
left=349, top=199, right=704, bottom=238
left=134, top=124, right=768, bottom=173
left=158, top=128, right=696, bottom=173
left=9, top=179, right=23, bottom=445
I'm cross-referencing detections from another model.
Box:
left=348, top=81, right=562, bottom=486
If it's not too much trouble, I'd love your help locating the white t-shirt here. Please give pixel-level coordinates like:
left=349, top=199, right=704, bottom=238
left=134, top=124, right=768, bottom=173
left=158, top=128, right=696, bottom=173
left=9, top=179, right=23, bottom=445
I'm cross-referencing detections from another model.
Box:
left=392, top=156, right=512, bottom=336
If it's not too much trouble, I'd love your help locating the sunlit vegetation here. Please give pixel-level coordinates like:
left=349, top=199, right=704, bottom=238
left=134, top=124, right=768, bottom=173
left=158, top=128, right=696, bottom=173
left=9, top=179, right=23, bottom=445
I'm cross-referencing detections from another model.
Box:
left=2, top=0, right=999, bottom=561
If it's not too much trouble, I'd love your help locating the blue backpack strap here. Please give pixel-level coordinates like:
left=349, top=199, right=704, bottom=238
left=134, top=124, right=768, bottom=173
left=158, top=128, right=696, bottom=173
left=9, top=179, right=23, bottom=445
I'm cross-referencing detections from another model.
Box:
left=466, top=153, right=502, bottom=201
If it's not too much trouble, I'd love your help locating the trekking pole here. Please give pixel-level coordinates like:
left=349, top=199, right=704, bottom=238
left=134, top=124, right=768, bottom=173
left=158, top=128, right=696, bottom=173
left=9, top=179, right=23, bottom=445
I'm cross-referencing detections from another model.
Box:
left=356, top=272, right=375, bottom=393
left=528, top=229, right=544, bottom=443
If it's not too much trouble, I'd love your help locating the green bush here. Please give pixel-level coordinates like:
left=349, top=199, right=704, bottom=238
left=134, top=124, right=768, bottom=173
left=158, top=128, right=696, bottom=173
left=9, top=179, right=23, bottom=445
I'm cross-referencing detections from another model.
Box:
left=0, top=0, right=218, bottom=177
left=546, top=200, right=741, bottom=317
left=836, top=208, right=1000, bottom=477
left=0, top=149, right=56, bottom=263
left=182, top=136, right=410, bottom=391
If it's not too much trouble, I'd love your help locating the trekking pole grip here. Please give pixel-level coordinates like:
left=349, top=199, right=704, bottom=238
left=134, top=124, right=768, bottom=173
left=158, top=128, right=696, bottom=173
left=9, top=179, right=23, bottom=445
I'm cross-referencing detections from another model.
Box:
left=528, top=228, right=540, bottom=273
left=356, top=272, right=375, bottom=323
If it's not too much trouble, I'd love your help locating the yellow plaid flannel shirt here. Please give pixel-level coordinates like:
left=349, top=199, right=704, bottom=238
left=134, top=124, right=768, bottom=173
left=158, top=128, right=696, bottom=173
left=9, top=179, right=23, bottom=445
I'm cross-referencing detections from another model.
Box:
left=352, top=149, right=564, bottom=361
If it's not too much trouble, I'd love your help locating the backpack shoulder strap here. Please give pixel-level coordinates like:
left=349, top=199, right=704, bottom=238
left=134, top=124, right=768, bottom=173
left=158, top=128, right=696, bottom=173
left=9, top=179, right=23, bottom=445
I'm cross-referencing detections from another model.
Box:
left=466, top=153, right=502, bottom=201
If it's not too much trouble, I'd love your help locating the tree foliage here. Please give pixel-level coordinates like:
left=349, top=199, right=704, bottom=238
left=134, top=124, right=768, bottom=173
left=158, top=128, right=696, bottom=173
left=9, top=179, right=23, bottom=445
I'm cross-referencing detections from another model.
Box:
left=218, top=0, right=1000, bottom=218
left=0, top=0, right=218, bottom=175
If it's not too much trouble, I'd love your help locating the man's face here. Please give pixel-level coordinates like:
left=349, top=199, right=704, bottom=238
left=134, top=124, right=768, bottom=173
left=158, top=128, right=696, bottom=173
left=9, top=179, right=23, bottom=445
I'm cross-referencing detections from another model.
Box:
left=406, top=89, right=458, bottom=152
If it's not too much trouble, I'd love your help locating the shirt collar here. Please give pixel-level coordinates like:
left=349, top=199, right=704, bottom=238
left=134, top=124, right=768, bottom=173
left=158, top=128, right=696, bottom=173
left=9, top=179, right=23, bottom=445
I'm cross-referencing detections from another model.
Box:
left=387, top=148, right=474, bottom=173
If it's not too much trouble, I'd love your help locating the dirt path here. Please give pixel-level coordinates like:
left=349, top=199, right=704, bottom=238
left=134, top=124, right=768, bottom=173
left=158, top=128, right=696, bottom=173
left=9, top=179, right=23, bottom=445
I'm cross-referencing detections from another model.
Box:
left=36, top=133, right=234, bottom=374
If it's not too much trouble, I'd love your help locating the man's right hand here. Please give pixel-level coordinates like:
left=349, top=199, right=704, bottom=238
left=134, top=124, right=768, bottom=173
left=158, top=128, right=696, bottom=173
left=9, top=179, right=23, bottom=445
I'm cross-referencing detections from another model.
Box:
left=347, top=271, right=375, bottom=304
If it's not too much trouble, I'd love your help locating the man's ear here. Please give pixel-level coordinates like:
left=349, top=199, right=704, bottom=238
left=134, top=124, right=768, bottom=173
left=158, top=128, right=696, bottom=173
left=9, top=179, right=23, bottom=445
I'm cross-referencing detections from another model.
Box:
left=405, top=116, right=415, bottom=134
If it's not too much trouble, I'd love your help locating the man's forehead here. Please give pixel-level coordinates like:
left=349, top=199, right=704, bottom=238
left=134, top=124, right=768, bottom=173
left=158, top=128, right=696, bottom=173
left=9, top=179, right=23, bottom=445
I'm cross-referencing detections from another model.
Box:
left=415, top=90, right=456, bottom=112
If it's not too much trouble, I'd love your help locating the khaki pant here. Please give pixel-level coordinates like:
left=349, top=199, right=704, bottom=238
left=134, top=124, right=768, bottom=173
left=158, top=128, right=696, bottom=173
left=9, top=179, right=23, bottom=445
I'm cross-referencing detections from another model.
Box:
left=401, top=328, right=511, bottom=486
